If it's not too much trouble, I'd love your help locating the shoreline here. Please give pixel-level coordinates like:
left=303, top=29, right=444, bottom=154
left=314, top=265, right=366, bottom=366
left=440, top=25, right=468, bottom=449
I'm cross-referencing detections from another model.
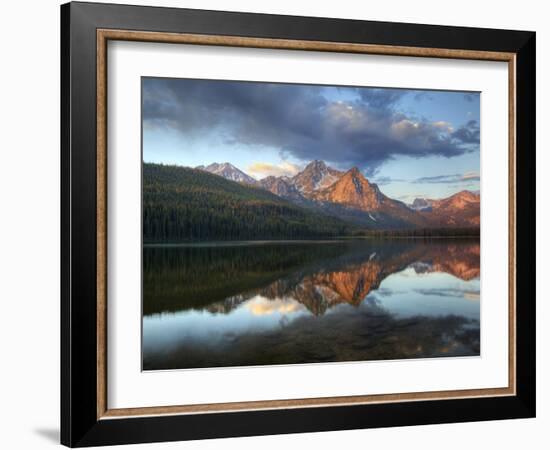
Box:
left=144, top=236, right=480, bottom=247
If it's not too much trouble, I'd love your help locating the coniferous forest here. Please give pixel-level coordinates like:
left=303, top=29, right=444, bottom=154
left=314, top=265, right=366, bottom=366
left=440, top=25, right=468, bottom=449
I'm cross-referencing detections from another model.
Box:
left=143, top=163, right=355, bottom=242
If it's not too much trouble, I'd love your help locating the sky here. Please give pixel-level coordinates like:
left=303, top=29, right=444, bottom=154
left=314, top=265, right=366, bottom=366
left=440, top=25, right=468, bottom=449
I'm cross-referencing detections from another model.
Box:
left=142, top=77, right=480, bottom=203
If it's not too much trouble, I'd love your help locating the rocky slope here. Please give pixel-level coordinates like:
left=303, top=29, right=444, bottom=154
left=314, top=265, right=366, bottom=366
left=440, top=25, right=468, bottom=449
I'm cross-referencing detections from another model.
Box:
left=310, top=167, right=430, bottom=228
left=291, top=160, right=344, bottom=194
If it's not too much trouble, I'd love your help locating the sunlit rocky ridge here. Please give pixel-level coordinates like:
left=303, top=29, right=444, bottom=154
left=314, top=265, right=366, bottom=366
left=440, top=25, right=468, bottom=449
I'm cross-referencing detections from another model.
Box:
left=197, top=160, right=480, bottom=229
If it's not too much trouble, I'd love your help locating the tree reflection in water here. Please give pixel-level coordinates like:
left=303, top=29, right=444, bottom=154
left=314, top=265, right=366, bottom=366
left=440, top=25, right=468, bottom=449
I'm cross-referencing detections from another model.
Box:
left=143, top=239, right=480, bottom=370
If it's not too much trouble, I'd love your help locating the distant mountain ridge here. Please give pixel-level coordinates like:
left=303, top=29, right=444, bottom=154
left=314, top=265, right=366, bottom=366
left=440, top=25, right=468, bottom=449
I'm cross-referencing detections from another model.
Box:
left=193, top=160, right=479, bottom=230
left=418, top=191, right=480, bottom=228
left=196, top=162, right=257, bottom=185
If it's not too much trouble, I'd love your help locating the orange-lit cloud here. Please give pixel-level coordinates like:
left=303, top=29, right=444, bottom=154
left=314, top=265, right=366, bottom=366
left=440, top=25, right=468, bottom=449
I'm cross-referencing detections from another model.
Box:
left=246, top=297, right=304, bottom=316
left=247, top=161, right=301, bottom=179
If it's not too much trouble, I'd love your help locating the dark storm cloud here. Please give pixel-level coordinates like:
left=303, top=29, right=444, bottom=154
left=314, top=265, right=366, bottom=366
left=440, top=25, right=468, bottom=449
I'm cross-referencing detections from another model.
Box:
left=143, top=78, right=479, bottom=174
left=356, top=88, right=405, bottom=110
left=451, top=119, right=480, bottom=144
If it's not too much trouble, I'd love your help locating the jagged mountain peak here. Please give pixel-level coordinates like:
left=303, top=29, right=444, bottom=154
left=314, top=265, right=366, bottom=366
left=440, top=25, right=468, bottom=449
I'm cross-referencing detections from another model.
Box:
left=313, top=166, right=384, bottom=210
left=204, top=162, right=241, bottom=173
left=197, top=162, right=257, bottom=185
left=339, top=167, right=376, bottom=191
left=292, top=160, right=343, bottom=194
left=198, top=161, right=234, bottom=172
left=303, top=160, right=335, bottom=174
left=344, top=167, right=373, bottom=185
left=347, top=166, right=362, bottom=176
left=305, top=159, right=327, bottom=168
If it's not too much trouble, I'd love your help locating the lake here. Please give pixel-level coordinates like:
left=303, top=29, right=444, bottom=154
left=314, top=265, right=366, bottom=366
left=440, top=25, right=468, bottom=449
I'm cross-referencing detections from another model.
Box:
left=142, top=239, right=480, bottom=370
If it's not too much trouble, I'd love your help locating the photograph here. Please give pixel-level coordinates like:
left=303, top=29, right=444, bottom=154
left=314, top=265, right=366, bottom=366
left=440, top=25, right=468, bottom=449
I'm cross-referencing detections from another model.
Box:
left=141, top=78, right=481, bottom=370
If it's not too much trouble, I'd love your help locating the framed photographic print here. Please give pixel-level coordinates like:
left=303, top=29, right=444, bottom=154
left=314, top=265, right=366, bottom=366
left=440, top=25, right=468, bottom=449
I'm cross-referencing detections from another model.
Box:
left=60, top=1, right=536, bottom=447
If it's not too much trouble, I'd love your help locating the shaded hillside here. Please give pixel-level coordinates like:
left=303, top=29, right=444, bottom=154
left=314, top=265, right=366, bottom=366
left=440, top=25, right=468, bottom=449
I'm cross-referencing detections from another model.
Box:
left=143, top=163, right=355, bottom=242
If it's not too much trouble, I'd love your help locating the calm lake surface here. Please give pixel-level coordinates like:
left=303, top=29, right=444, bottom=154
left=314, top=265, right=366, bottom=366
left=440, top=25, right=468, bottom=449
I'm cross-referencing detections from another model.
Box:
left=142, top=239, right=480, bottom=370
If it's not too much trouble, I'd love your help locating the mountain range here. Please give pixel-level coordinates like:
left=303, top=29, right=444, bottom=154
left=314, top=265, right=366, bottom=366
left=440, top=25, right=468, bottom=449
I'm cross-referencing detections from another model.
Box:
left=196, top=160, right=480, bottom=229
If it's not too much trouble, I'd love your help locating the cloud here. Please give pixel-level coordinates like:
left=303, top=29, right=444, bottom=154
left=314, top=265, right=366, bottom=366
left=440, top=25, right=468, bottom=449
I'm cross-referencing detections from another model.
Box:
left=247, top=161, right=302, bottom=179
left=356, top=88, right=405, bottom=109
left=451, top=119, right=479, bottom=144
left=246, top=297, right=304, bottom=316
left=462, top=171, right=481, bottom=181
left=143, top=78, right=479, bottom=174
left=375, top=287, right=407, bottom=297
left=414, top=288, right=480, bottom=300
left=432, top=121, right=454, bottom=132
left=413, top=172, right=480, bottom=184
left=373, top=176, right=406, bottom=185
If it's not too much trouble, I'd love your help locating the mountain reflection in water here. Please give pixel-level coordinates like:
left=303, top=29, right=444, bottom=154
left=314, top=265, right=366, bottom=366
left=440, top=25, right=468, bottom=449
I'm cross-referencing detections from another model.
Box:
left=143, top=239, right=480, bottom=370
